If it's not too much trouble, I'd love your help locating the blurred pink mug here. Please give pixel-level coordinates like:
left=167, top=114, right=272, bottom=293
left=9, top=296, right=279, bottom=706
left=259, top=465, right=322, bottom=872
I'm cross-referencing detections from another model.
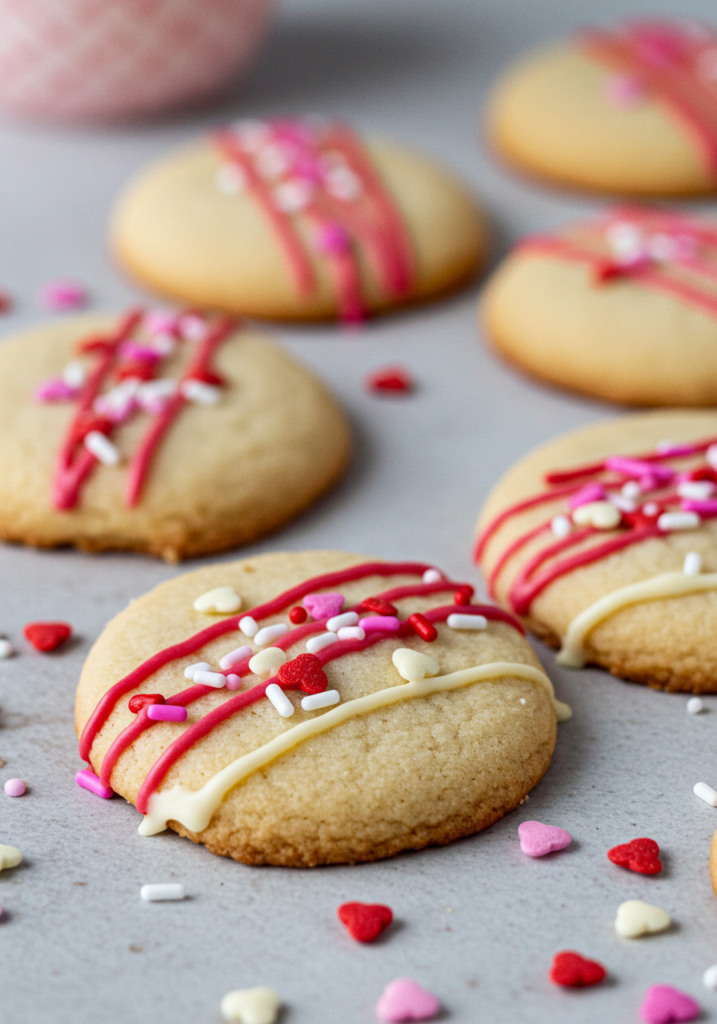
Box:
left=0, top=0, right=275, bottom=121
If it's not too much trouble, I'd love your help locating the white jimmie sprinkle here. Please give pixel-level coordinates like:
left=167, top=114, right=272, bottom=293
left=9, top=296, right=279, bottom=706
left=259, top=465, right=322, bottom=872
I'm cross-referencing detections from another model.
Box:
left=301, top=690, right=340, bottom=711
left=84, top=431, right=120, bottom=466
left=694, top=781, right=717, bottom=806
left=140, top=883, right=185, bottom=902
left=265, top=683, right=294, bottom=718
left=306, top=632, right=338, bottom=654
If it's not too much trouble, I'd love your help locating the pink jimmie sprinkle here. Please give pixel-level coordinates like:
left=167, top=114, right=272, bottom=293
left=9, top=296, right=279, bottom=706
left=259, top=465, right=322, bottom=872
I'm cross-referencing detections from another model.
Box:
left=119, top=342, right=162, bottom=362
left=567, top=483, right=606, bottom=511
left=605, top=73, right=646, bottom=108
left=360, top=615, right=401, bottom=633
left=640, top=985, right=700, bottom=1024
left=4, top=779, right=25, bottom=797
left=147, top=704, right=188, bottom=723
left=314, top=222, right=351, bottom=255
left=605, top=456, right=675, bottom=483
left=34, top=377, right=77, bottom=402
left=376, top=979, right=441, bottom=1022
left=681, top=499, right=717, bottom=516
left=39, top=280, right=88, bottom=312
left=75, top=769, right=114, bottom=799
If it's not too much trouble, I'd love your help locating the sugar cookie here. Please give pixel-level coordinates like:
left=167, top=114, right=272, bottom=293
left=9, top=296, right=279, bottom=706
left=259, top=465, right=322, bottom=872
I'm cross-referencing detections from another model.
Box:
left=483, top=206, right=717, bottom=406
left=110, top=118, right=487, bottom=322
left=476, top=410, right=717, bottom=692
left=0, top=311, right=349, bottom=560
left=488, top=20, right=717, bottom=196
left=75, top=551, right=568, bottom=866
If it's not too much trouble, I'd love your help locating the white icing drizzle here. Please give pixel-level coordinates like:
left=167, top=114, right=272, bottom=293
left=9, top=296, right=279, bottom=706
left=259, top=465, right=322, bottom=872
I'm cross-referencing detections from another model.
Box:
left=557, top=570, right=717, bottom=668
left=138, top=661, right=570, bottom=837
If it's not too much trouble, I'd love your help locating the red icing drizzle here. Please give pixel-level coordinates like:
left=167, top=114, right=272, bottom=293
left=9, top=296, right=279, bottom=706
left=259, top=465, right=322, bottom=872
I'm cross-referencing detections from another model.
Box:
left=475, top=435, right=717, bottom=616
left=213, top=119, right=415, bottom=323
left=581, top=21, right=717, bottom=177
left=79, top=561, right=523, bottom=807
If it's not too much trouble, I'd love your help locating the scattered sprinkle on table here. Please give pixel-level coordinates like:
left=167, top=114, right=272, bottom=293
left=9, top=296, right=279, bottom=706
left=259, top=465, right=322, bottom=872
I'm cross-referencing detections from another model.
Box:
left=703, top=964, right=717, bottom=990
left=607, top=837, right=662, bottom=874
left=375, top=979, right=440, bottom=1022
left=39, top=279, right=88, bottom=312
left=518, top=820, right=572, bottom=857
left=3, top=779, right=25, bottom=797
left=0, top=638, right=13, bottom=659
left=365, top=365, right=414, bottom=395
left=549, top=950, right=606, bottom=988
left=23, top=621, right=72, bottom=652
left=693, top=781, right=717, bottom=806
left=614, top=900, right=670, bottom=938
left=687, top=697, right=705, bottom=714
left=75, top=769, right=114, bottom=799
left=220, top=987, right=280, bottom=1024
left=639, top=984, right=700, bottom=1024
left=0, top=845, right=22, bottom=870
left=337, top=901, right=393, bottom=942
left=0, top=291, right=11, bottom=313
left=140, top=883, right=185, bottom=902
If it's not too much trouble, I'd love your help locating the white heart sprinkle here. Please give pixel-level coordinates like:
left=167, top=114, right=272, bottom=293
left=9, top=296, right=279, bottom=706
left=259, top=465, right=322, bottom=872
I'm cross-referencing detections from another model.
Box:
left=0, top=845, right=22, bottom=871
left=249, top=648, right=287, bottom=678
left=571, top=500, right=621, bottom=530
left=614, top=899, right=670, bottom=938
left=221, top=987, right=281, bottom=1024
left=392, top=648, right=440, bottom=682
left=193, top=587, right=242, bottom=614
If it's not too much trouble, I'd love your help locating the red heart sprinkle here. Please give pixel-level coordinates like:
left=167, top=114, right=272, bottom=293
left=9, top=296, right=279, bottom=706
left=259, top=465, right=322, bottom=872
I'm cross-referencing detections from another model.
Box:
left=338, top=902, right=393, bottom=942
left=359, top=597, right=398, bottom=616
left=77, top=336, right=112, bottom=354
left=607, top=837, right=662, bottom=874
left=365, top=366, right=414, bottom=395
left=549, top=951, right=606, bottom=988
left=23, top=621, right=72, bottom=652
left=128, top=694, right=165, bottom=714
left=277, top=654, right=328, bottom=695
left=0, top=292, right=12, bottom=313
left=289, top=606, right=308, bottom=624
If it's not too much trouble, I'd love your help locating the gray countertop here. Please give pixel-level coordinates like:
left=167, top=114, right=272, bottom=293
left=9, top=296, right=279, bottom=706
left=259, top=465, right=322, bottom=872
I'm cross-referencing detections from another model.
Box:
left=1, top=0, right=717, bottom=1021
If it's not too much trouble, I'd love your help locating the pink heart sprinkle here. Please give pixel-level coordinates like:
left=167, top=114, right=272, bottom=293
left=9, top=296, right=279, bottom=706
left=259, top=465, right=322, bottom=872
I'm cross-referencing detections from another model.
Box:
left=518, top=821, right=572, bottom=857
left=640, top=985, right=701, bottom=1024
left=34, top=378, right=77, bottom=402
left=303, top=592, right=344, bottom=621
left=376, top=979, right=440, bottom=1022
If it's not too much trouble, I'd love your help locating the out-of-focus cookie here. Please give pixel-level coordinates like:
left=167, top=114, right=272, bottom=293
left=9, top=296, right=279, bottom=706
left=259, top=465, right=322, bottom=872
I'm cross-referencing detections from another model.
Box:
left=483, top=206, right=717, bottom=406
left=0, top=311, right=349, bottom=561
left=476, top=410, right=717, bottom=692
left=110, top=117, right=487, bottom=322
left=488, top=20, right=717, bottom=196
left=75, top=551, right=569, bottom=866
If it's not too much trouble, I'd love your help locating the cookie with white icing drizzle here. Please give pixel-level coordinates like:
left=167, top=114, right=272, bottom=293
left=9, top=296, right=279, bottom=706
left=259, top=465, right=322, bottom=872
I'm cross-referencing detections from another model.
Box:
left=476, top=409, right=717, bottom=692
left=74, top=551, right=568, bottom=866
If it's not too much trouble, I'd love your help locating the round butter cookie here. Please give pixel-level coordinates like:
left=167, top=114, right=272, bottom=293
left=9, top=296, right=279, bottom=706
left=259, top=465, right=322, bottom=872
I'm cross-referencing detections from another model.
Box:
left=482, top=206, right=717, bottom=406
left=488, top=20, right=717, bottom=196
left=74, top=551, right=569, bottom=866
left=476, top=410, right=717, bottom=692
left=110, top=117, right=487, bottom=323
left=0, top=311, right=349, bottom=560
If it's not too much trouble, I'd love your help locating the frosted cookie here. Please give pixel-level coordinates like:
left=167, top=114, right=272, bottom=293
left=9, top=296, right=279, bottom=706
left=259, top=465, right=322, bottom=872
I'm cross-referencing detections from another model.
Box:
left=75, top=551, right=569, bottom=866
left=110, top=117, right=487, bottom=323
left=0, top=311, right=349, bottom=560
left=476, top=410, right=717, bottom=692
left=483, top=206, right=717, bottom=406
left=488, top=20, right=717, bottom=196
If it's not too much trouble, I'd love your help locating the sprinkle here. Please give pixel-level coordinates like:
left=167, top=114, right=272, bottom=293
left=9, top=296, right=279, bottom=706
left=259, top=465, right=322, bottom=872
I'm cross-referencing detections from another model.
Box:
left=249, top=648, right=287, bottom=677
left=326, top=611, right=359, bottom=632
left=693, top=781, right=717, bottom=806
left=360, top=597, right=398, bottom=616
left=567, top=482, right=606, bottom=511
left=607, top=837, right=662, bottom=874
left=63, top=360, right=87, bottom=389
left=184, top=662, right=211, bottom=679
left=4, top=779, right=25, bottom=797
left=615, top=900, right=670, bottom=938
left=144, top=310, right=178, bottom=336
left=277, top=653, right=328, bottom=694
left=683, top=552, right=702, bottom=575
left=140, top=883, right=185, bottom=902
left=289, top=606, right=307, bottom=624
left=678, top=480, right=715, bottom=500
left=301, top=689, right=340, bottom=711
left=219, top=646, right=252, bottom=671
left=136, top=378, right=177, bottom=413
left=221, top=988, right=281, bottom=1024
left=23, top=621, right=71, bottom=652
left=0, top=291, right=11, bottom=313
left=366, top=366, right=414, bottom=395
left=453, top=589, right=471, bottom=605
left=128, top=694, right=164, bottom=713
left=84, top=430, right=120, bottom=466
left=0, top=639, right=14, bottom=659
left=225, top=674, right=242, bottom=690
left=518, top=820, right=572, bottom=857
left=703, top=964, right=717, bottom=989
left=609, top=494, right=637, bottom=513
left=35, top=377, right=77, bottom=402
left=39, top=279, right=88, bottom=312
left=147, top=705, right=187, bottom=723
left=216, top=163, right=247, bottom=194
left=392, top=648, right=440, bottom=682
left=550, top=514, right=571, bottom=539
left=193, top=670, right=226, bottom=688
left=306, top=631, right=338, bottom=653
left=193, top=586, right=242, bottom=614
left=407, top=612, right=438, bottom=642
left=707, top=444, right=717, bottom=471
left=303, top=592, right=344, bottom=620
left=239, top=616, right=259, bottom=638
left=657, top=511, right=700, bottom=531
left=360, top=615, right=400, bottom=633
left=681, top=498, right=717, bottom=516
left=274, top=179, right=314, bottom=212
left=640, top=985, right=700, bottom=1024
left=572, top=500, right=621, bottom=530
left=338, top=902, right=393, bottom=942
left=325, top=164, right=363, bottom=201
left=549, top=951, right=606, bottom=988
left=75, top=769, right=114, bottom=799
left=376, top=979, right=440, bottom=1023
left=178, top=314, right=207, bottom=342
left=181, top=379, right=221, bottom=404
left=605, top=73, right=646, bottom=108
left=447, top=613, right=487, bottom=630
left=337, top=626, right=365, bottom=641
left=314, top=222, right=351, bottom=255
left=265, top=683, right=294, bottom=718
left=254, top=623, right=288, bottom=646
left=622, top=481, right=641, bottom=499
left=643, top=502, right=659, bottom=516
left=422, top=569, right=442, bottom=584
left=687, top=697, right=705, bottom=714
left=0, top=845, right=22, bottom=870
left=606, top=456, right=674, bottom=483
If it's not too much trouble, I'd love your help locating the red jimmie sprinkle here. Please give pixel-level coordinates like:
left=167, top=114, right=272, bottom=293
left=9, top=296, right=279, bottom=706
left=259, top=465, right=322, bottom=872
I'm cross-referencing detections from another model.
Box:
left=0, top=292, right=11, bottom=313
left=289, top=606, right=308, bottom=624
left=115, top=361, right=154, bottom=382
left=359, top=597, right=398, bottom=617
left=77, top=336, right=113, bottom=354
left=549, top=951, right=606, bottom=988
left=338, top=902, right=393, bottom=942
left=365, top=365, right=414, bottom=395
left=24, top=621, right=72, bottom=652
left=191, top=369, right=225, bottom=387
left=607, top=837, right=662, bottom=875
left=277, top=653, right=328, bottom=694
left=73, top=417, right=113, bottom=442
left=128, top=694, right=165, bottom=714
left=453, top=587, right=474, bottom=605
left=407, top=612, right=437, bottom=642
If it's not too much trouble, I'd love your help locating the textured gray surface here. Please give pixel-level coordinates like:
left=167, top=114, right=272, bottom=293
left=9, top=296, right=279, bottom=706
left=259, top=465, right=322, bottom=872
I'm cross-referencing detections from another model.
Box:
left=1, top=0, right=717, bottom=1020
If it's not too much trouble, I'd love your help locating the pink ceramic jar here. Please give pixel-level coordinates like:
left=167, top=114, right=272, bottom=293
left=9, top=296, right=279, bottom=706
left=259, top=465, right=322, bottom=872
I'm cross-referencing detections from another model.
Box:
left=0, top=0, right=274, bottom=121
